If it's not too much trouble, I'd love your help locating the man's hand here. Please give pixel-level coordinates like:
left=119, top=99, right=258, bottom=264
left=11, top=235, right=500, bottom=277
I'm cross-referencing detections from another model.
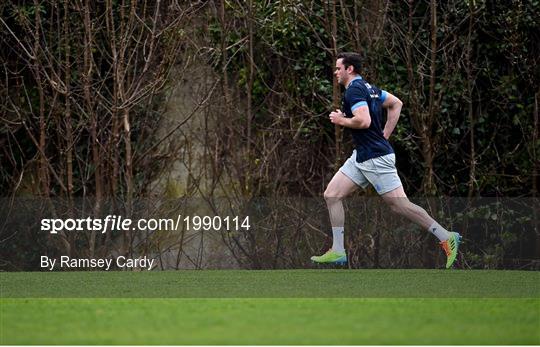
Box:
left=329, top=109, right=345, bottom=125
left=330, top=107, right=371, bottom=129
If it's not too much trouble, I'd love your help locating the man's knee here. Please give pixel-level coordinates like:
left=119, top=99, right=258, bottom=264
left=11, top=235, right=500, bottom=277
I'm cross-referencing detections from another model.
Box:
left=389, top=203, right=404, bottom=215
left=324, top=172, right=358, bottom=202
left=323, top=187, right=346, bottom=202
left=386, top=198, right=409, bottom=216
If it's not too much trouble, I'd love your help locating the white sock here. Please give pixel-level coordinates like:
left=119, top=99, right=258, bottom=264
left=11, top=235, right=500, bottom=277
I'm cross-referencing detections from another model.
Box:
left=428, top=221, right=450, bottom=242
left=331, top=227, right=345, bottom=252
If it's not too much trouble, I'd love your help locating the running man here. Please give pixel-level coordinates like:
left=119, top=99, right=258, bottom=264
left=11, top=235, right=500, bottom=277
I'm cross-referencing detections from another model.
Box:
left=311, top=52, right=461, bottom=268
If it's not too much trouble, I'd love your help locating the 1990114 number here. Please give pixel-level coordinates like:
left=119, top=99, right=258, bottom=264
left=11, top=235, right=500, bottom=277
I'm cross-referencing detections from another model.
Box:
left=182, top=215, right=250, bottom=231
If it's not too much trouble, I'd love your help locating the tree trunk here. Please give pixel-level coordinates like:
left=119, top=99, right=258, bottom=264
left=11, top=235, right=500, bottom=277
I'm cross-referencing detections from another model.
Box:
left=64, top=0, right=73, bottom=199
left=466, top=1, right=476, bottom=199
left=245, top=0, right=254, bottom=195
left=331, top=0, right=342, bottom=171
left=534, top=92, right=539, bottom=262
left=424, top=0, right=438, bottom=195
left=81, top=0, right=102, bottom=257
left=34, top=0, right=49, bottom=197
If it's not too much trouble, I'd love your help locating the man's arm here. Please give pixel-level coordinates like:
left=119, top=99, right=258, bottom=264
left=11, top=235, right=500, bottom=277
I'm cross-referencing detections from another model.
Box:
left=329, top=106, right=371, bottom=129
left=382, top=92, right=402, bottom=139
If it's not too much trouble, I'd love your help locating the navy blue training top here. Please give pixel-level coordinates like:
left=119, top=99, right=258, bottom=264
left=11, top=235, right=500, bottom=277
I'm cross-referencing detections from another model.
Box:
left=342, top=76, right=394, bottom=163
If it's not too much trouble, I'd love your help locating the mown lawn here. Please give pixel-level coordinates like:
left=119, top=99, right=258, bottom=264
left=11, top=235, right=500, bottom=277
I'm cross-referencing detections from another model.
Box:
left=1, top=270, right=539, bottom=344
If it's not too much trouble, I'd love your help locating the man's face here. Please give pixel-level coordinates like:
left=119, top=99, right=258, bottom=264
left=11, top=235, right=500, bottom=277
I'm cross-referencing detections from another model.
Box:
left=334, top=58, right=350, bottom=86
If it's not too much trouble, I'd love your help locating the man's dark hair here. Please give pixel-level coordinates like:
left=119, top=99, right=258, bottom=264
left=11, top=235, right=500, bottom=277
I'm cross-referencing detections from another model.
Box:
left=337, top=52, right=362, bottom=74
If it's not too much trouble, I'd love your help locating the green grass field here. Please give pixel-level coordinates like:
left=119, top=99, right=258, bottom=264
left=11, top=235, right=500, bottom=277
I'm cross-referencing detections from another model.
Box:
left=1, top=270, right=539, bottom=344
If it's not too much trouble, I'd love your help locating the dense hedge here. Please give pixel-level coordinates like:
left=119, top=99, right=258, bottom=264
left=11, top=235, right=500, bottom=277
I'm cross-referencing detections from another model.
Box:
left=1, top=1, right=538, bottom=270
left=204, top=0, right=539, bottom=197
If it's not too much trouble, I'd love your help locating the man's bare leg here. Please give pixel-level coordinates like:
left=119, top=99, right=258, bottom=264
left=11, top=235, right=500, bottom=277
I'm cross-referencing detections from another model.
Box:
left=381, top=185, right=462, bottom=268
left=323, top=171, right=358, bottom=251
left=380, top=185, right=449, bottom=240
